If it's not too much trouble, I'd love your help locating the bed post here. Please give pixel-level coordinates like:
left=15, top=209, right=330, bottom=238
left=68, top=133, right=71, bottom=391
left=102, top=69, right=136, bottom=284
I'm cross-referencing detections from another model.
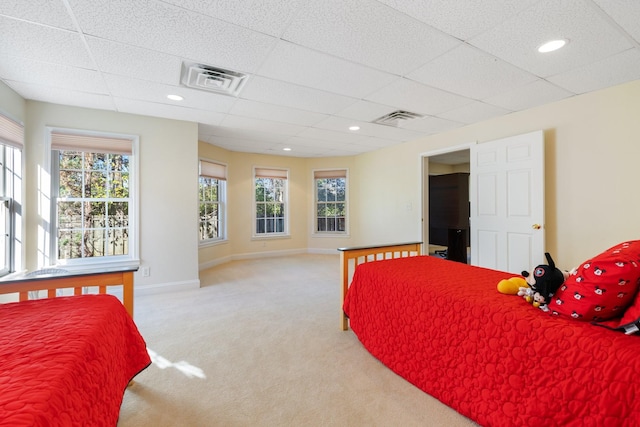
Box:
left=339, top=242, right=422, bottom=331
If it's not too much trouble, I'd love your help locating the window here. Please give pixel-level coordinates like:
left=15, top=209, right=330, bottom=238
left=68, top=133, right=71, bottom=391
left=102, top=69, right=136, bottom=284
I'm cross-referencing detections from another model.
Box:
left=254, top=167, right=288, bottom=236
left=199, top=159, right=226, bottom=243
left=50, top=129, right=138, bottom=267
left=315, top=169, right=347, bottom=233
left=0, top=112, right=23, bottom=276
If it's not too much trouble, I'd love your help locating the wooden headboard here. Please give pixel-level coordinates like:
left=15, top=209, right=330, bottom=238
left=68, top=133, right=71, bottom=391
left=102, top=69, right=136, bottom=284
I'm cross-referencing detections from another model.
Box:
left=338, top=242, right=422, bottom=330
left=0, top=268, right=136, bottom=318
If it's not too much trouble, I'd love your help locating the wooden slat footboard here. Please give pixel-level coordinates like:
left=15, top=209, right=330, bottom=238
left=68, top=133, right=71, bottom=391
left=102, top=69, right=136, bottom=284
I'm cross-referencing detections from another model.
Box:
left=338, top=242, right=422, bottom=330
left=0, top=268, right=137, bottom=318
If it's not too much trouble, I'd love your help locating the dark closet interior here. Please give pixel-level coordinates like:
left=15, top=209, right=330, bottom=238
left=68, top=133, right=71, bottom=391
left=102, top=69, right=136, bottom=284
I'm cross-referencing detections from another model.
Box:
left=429, top=172, right=469, bottom=263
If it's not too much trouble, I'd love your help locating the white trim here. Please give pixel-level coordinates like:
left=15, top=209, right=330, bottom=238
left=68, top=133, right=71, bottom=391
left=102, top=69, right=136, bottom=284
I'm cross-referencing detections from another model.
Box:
left=420, top=141, right=476, bottom=264
left=419, top=141, right=476, bottom=159
left=198, top=248, right=310, bottom=271
left=311, top=167, right=349, bottom=236
left=252, top=165, right=289, bottom=238
left=134, top=279, right=200, bottom=295
left=45, top=126, right=140, bottom=268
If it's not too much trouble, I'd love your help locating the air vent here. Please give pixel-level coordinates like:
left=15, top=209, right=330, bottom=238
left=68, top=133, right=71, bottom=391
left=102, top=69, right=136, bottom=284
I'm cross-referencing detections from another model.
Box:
left=181, top=62, right=248, bottom=97
left=373, top=110, right=423, bottom=127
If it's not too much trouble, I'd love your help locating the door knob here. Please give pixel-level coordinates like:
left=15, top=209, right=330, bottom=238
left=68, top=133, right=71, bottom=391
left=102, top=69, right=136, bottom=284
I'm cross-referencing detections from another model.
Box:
left=532, top=224, right=541, bottom=230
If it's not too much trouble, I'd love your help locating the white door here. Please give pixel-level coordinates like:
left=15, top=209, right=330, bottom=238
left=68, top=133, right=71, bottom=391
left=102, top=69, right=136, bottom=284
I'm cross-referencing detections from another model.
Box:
left=470, top=130, right=545, bottom=274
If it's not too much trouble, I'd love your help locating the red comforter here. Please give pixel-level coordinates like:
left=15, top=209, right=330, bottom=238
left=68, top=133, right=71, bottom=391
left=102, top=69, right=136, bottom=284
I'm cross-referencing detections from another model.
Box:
left=0, top=295, right=151, bottom=426
left=343, top=256, right=640, bottom=427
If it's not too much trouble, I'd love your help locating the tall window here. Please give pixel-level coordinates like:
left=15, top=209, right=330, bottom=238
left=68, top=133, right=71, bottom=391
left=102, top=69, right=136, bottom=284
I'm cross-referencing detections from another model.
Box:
left=50, top=129, right=137, bottom=266
left=314, top=170, right=347, bottom=233
left=0, top=112, right=22, bottom=276
left=199, top=159, right=226, bottom=242
left=254, top=167, right=288, bottom=236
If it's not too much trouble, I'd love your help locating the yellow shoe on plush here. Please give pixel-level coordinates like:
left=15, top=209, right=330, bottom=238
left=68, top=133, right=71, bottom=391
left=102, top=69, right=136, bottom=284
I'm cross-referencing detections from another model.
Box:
left=497, top=277, right=528, bottom=295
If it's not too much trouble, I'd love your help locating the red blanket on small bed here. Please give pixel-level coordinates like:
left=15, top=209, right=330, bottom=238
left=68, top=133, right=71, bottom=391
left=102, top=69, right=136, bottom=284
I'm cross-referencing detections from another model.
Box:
left=343, top=256, right=640, bottom=427
left=0, top=295, right=150, bottom=426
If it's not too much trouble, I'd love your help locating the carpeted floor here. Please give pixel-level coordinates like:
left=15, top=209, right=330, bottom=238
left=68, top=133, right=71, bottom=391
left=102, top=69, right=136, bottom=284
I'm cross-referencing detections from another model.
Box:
left=118, top=254, right=477, bottom=427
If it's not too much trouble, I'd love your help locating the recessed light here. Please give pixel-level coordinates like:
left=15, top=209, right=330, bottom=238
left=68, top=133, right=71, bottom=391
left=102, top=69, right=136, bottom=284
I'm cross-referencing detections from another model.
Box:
left=349, top=125, right=360, bottom=131
left=538, top=39, right=567, bottom=53
left=167, top=94, right=183, bottom=101
left=283, top=147, right=292, bottom=151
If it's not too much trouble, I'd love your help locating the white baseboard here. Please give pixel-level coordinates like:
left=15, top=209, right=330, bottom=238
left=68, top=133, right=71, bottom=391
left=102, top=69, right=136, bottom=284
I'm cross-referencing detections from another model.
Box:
left=135, top=279, right=200, bottom=295
left=198, top=248, right=337, bottom=271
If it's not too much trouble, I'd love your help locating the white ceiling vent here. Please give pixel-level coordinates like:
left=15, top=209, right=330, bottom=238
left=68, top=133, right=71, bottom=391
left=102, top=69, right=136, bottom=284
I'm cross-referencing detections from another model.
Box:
left=181, top=62, right=248, bottom=97
left=373, top=110, right=423, bottom=127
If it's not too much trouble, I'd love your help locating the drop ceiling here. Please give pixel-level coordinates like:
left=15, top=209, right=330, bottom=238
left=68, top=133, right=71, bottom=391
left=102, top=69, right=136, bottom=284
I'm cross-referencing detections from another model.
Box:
left=1, top=0, right=639, bottom=158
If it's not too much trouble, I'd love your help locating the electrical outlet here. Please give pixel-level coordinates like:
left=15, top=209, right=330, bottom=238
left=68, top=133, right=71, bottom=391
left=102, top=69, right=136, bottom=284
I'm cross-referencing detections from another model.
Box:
left=141, top=266, right=150, bottom=277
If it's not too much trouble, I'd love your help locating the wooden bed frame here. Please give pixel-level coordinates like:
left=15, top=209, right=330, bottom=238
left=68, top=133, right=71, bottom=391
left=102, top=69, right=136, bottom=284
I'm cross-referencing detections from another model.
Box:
left=0, top=267, right=137, bottom=318
left=339, top=242, right=422, bottom=330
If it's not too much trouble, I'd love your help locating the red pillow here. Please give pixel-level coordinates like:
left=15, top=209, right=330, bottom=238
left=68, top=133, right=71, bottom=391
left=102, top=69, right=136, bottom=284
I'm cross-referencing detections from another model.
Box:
left=547, top=240, right=640, bottom=321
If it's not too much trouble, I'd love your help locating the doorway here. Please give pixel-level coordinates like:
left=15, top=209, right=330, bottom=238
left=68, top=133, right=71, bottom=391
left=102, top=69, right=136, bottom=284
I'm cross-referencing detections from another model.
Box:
left=421, top=143, right=473, bottom=262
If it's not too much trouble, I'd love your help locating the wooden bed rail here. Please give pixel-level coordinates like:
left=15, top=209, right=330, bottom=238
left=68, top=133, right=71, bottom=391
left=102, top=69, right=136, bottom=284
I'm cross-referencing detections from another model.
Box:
left=0, top=268, right=136, bottom=318
left=338, top=242, right=422, bottom=330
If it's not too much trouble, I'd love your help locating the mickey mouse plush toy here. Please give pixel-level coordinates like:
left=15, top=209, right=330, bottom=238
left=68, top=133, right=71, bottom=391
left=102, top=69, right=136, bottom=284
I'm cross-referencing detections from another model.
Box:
left=521, top=252, right=568, bottom=311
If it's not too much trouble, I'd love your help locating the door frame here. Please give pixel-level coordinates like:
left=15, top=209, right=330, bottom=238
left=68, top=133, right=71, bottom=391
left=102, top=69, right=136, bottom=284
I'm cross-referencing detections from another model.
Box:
left=420, top=141, right=476, bottom=258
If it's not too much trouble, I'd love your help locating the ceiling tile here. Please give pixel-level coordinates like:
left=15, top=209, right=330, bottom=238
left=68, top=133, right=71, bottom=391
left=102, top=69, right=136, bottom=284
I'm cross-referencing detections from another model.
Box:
left=484, top=80, right=575, bottom=111
left=7, top=80, right=115, bottom=110
left=220, top=115, right=306, bottom=137
left=591, top=0, right=640, bottom=43
left=230, top=99, right=327, bottom=127
left=365, top=78, right=474, bottom=116
left=115, top=98, right=226, bottom=126
left=160, top=0, right=305, bottom=37
left=548, top=48, right=640, bottom=94
left=408, top=44, right=538, bottom=99
left=0, top=16, right=94, bottom=68
left=281, top=0, right=461, bottom=75
left=437, top=101, right=512, bottom=124
left=104, top=74, right=237, bottom=113
left=314, top=116, right=425, bottom=142
left=240, top=76, right=356, bottom=114
left=69, top=0, right=277, bottom=73
left=469, top=0, right=633, bottom=77
left=296, top=127, right=367, bottom=145
left=0, top=55, right=107, bottom=94
left=0, top=0, right=76, bottom=30
left=87, top=37, right=183, bottom=86
left=399, top=115, right=463, bottom=134
left=377, top=0, right=540, bottom=40
left=256, top=41, right=397, bottom=98
left=335, top=100, right=399, bottom=122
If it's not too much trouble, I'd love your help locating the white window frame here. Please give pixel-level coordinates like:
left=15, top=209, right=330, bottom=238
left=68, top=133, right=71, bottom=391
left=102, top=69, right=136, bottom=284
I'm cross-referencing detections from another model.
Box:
left=313, top=169, right=349, bottom=236
left=47, top=127, right=140, bottom=270
left=199, top=158, right=227, bottom=246
left=0, top=111, right=24, bottom=276
left=252, top=166, right=289, bottom=239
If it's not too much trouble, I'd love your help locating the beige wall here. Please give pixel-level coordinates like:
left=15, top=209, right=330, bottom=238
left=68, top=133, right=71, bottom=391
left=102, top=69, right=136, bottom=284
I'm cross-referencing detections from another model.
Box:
left=198, top=142, right=357, bottom=268
left=4, top=78, right=640, bottom=280
left=352, top=79, right=640, bottom=269
left=22, top=100, right=199, bottom=292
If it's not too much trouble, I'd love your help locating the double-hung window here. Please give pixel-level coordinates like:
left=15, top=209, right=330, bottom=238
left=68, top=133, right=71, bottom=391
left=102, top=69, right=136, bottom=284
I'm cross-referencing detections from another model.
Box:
left=199, top=159, right=226, bottom=243
left=0, top=112, right=23, bottom=276
left=254, top=167, right=288, bottom=236
left=314, top=169, right=347, bottom=234
left=50, top=129, right=138, bottom=267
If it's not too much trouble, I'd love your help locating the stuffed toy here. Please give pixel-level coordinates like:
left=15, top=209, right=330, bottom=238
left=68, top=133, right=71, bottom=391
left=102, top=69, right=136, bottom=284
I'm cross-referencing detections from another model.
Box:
left=521, top=252, right=568, bottom=311
left=497, top=276, right=528, bottom=295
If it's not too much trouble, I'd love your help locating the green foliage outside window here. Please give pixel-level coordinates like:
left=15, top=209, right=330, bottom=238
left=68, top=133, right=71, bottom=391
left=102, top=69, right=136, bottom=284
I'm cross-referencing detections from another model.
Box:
left=57, top=151, right=129, bottom=260
left=255, top=177, right=285, bottom=234
left=316, top=178, right=346, bottom=232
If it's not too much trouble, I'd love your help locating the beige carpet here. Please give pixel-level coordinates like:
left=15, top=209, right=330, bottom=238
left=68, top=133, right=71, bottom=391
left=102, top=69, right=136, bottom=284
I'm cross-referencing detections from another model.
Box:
left=118, top=254, right=477, bottom=427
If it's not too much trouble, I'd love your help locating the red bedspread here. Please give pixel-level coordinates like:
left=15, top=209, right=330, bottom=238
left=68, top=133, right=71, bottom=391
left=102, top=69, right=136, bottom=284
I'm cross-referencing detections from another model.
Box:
left=343, top=256, right=640, bottom=427
left=0, top=295, right=151, bottom=426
